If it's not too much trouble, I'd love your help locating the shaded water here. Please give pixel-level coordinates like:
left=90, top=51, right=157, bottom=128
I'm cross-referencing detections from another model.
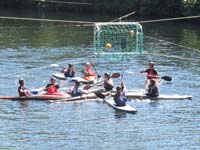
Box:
left=0, top=13, right=200, bottom=149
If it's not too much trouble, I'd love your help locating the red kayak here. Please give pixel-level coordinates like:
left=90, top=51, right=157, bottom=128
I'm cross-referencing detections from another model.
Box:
left=0, top=92, right=70, bottom=101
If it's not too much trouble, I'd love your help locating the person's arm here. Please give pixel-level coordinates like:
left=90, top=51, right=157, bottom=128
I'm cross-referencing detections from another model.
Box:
left=154, top=69, right=158, bottom=76
left=72, top=67, right=76, bottom=73
left=61, top=68, right=66, bottom=73
left=121, top=79, right=126, bottom=92
left=107, top=79, right=113, bottom=86
left=140, top=68, right=148, bottom=73
left=55, top=83, right=59, bottom=89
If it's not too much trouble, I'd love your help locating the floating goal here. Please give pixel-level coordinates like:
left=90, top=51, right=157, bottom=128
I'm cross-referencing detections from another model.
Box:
left=94, top=22, right=143, bottom=59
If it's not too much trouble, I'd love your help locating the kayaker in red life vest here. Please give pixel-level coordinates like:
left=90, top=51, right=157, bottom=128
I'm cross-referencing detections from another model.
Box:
left=45, top=77, right=59, bottom=94
left=18, top=78, right=30, bottom=97
left=140, top=61, right=159, bottom=80
left=61, top=63, right=76, bottom=78
left=82, top=62, right=97, bottom=80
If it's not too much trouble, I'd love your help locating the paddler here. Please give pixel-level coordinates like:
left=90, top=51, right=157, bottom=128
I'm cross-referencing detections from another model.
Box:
left=103, top=72, right=113, bottom=91
left=140, top=61, right=158, bottom=79
left=68, top=81, right=89, bottom=97
left=18, top=78, right=31, bottom=97
left=45, top=77, right=59, bottom=94
left=113, top=78, right=128, bottom=107
left=140, top=61, right=159, bottom=85
left=146, top=79, right=159, bottom=97
left=82, top=62, right=97, bottom=81
left=61, top=63, right=76, bottom=78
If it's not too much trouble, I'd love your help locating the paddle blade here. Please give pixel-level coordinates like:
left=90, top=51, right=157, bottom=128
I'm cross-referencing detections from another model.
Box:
left=161, top=76, right=172, bottom=81
left=111, top=73, right=120, bottom=78
left=30, top=91, right=39, bottom=95
left=95, top=92, right=105, bottom=99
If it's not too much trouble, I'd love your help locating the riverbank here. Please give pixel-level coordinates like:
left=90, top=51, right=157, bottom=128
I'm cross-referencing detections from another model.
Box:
left=0, top=1, right=199, bottom=18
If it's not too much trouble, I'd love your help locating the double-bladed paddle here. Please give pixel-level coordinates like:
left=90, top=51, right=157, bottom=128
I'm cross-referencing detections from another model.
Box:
left=149, top=75, right=172, bottom=81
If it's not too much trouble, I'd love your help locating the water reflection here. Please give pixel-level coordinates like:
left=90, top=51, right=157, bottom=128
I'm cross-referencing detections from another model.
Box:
left=114, top=109, right=137, bottom=119
left=114, top=110, right=127, bottom=119
left=18, top=100, right=29, bottom=109
left=149, top=101, right=160, bottom=107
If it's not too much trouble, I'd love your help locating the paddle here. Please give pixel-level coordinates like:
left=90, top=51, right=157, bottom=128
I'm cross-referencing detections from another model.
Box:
left=91, top=63, right=101, bottom=78
left=160, top=76, right=172, bottom=81
left=95, top=92, right=106, bottom=99
left=147, top=75, right=172, bottom=81
left=126, top=71, right=172, bottom=82
left=83, top=73, right=120, bottom=90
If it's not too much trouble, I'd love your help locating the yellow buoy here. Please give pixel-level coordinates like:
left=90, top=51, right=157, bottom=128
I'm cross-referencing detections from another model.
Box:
left=105, top=43, right=112, bottom=49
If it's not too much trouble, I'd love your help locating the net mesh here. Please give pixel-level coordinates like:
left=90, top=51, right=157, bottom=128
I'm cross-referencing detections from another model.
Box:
left=94, top=22, right=143, bottom=59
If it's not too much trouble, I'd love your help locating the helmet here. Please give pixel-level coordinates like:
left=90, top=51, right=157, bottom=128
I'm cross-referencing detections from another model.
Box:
left=150, top=79, right=156, bottom=85
left=149, top=61, right=155, bottom=65
left=86, top=62, right=90, bottom=65
left=19, top=78, right=24, bottom=84
left=50, top=77, right=56, bottom=81
left=68, top=63, right=73, bottom=68
left=104, top=72, right=110, bottom=77
left=116, top=85, right=122, bottom=91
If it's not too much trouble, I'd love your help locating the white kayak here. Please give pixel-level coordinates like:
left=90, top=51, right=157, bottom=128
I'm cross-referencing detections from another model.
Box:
left=125, top=92, right=192, bottom=100
left=52, top=72, right=72, bottom=81
left=104, top=98, right=137, bottom=113
left=52, top=73, right=98, bottom=84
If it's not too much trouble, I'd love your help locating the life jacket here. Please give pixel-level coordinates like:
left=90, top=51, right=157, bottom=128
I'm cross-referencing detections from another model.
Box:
left=114, top=92, right=127, bottom=107
left=18, top=86, right=30, bottom=97
left=104, top=81, right=113, bottom=91
left=47, top=86, right=58, bottom=94
left=85, top=66, right=96, bottom=76
left=146, top=86, right=159, bottom=97
left=64, top=68, right=74, bottom=77
left=147, top=69, right=158, bottom=79
left=71, top=87, right=82, bottom=97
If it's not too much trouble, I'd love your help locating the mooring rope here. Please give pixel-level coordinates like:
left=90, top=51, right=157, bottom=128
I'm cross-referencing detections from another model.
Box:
left=145, top=35, right=200, bottom=53
left=0, top=16, right=94, bottom=25
left=139, top=15, right=200, bottom=24
left=110, top=11, right=136, bottom=22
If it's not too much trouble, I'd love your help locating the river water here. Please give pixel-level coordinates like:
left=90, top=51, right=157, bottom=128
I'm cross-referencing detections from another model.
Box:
left=0, top=11, right=200, bottom=150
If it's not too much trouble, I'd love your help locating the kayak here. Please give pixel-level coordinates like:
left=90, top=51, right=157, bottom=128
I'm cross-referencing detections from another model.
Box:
left=125, top=92, right=192, bottom=100
left=0, top=92, right=70, bottom=101
left=52, top=73, right=99, bottom=84
left=52, top=72, right=72, bottom=80
left=48, top=91, right=111, bottom=103
left=104, top=98, right=137, bottom=113
left=0, top=91, right=192, bottom=101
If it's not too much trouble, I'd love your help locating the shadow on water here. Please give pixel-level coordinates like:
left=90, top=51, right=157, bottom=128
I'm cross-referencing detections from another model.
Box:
left=18, top=100, right=29, bottom=108
left=114, top=110, right=127, bottom=119
left=149, top=101, right=160, bottom=107
left=114, top=109, right=137, bottom=119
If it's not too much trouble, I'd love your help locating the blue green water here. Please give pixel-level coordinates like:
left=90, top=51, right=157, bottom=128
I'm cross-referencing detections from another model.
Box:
left=0, top=13, right=200, bottom=149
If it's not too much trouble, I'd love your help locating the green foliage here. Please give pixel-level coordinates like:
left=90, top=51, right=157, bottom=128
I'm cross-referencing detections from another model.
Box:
left=0, top=0, right=199, bottom=17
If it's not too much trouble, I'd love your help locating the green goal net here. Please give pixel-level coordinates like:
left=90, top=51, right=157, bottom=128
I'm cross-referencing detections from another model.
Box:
left=94, top=22, right=143, bottom=59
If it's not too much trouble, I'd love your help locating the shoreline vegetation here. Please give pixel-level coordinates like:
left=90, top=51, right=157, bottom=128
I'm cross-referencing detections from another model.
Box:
left=0, top=1, right=199, bottom=18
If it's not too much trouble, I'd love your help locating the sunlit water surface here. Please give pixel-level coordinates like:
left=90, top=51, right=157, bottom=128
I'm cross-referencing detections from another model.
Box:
left=0, top=14, right=200, bottom=150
